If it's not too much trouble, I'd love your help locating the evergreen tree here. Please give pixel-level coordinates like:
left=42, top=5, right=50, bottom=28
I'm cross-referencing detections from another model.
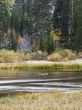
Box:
left=71, top=0, right=82, bottom=51
left=31, top=0, right=53, bottom=52
left=53, top=0, right=71, bottom=48
left=0, top=0, right=15, bottom=48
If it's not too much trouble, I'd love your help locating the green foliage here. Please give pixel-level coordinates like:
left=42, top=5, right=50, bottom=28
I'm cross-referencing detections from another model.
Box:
left=4, top=0, right=15, bottom=15
left=71, top=0, right=82, bottom=50
left=39, top=31, right=60, bottom=54
left=32, top=0, right=52, bottom=34
left=31, top=0, right=53, bottom=52
left=0, top=0, right=15, bottom=48
left=0, top=0, right=82, bottom=52
left=53, top=0, right=71, bottom=48
left=0, top=0, right=15, bottom=29
left=39, top=33, right=54, bottom=53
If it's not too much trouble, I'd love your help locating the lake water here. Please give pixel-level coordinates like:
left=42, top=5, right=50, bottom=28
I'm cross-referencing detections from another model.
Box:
left=0, top=71, right=82, bottom=93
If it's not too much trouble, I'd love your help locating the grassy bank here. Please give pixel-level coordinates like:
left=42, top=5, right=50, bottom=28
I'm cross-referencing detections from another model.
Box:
left=0, top=63, right=82, bottom=72
left=0, top=92, right=82, bottom=110
left=0, top=49, right=82, bottom=71
left=0, top=50, right=30, bottom=63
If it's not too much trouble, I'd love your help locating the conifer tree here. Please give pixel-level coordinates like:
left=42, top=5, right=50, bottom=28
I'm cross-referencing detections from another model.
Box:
left=53, top=0, right=71, bottom=48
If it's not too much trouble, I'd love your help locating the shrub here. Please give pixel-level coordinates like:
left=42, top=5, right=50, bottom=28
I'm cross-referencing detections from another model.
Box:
left=78, top=52, right=82, bottom=58
left=48, top=49, right=76, bottom=62
left=61, top=49, right=76, bottom=60
left=48, top=53, right=62, bottom=61
left=0, top=50, right=30, bottom=63
left=20, top=52, right=30, bottom=61
left=31, top=50, right=48, bottom=60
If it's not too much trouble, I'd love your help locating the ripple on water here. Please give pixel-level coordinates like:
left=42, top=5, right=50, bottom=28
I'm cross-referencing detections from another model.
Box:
left=0, top=71, right=82, bottom=93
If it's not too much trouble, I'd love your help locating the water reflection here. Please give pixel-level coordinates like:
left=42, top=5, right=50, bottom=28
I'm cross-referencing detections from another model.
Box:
left=0, top=70, right=82, bottom=92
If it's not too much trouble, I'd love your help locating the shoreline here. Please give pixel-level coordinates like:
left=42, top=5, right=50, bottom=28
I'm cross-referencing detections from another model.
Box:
left=0, top=58, right=82, bottom=65
left=0, top=59, right=82, bottom=71
left=24, top=59, right=82, bottom=64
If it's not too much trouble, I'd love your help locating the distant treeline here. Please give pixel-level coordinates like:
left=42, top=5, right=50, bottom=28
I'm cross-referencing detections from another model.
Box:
left=0, top=0, right=82, bottom=53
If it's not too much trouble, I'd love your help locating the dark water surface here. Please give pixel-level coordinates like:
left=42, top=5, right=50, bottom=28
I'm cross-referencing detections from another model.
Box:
left=0, top=71, right=82, bottom=93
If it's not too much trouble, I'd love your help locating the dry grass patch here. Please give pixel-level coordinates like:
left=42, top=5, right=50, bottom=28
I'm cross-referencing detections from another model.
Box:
left=0, top=92, right=82, bottom=110
left=31, top=50, right=48, bottom=60
left=48, top=49, right=76, bottom=62
left=0, top=50, right=30, bottom=63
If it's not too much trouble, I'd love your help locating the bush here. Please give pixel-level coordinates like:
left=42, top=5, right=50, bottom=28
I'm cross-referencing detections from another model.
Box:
left=78, top=52, right=82, bottom=58
left=20, top=52, right=30, bottom=61
left=31, top=50, right=48, bottom=60
left=0, top=50, right=30, bottom=63
left=48, top=53, right=62, bottom=61
left=58, top=49, right=76, bottom=60
left=48, top=49, right=76, bottom=62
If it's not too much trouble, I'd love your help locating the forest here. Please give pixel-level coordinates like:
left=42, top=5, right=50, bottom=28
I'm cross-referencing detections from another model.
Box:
left=1, top=1, right=82, bottom=110
left=0, top=0, right=82, bottom=53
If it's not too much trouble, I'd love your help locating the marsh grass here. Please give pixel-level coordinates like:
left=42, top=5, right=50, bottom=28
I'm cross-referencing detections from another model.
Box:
left=0, top=92, right=82, bottom=110
left=0, top=63, right=82, bottom=72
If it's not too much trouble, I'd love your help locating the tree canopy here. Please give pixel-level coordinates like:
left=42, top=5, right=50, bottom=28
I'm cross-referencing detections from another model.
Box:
left=0, top=0, right=82, bottom=52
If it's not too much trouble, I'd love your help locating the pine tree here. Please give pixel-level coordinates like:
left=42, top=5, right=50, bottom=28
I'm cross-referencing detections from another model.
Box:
left=71, top=0, right=82, bottom=51
left=53, top=0, right=71, bottom=48
left=0, top=0, right=15, bottom=48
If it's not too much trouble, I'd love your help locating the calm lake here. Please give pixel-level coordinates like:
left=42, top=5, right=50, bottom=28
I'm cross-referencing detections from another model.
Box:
left=0, top=70, right=82, bottom=93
